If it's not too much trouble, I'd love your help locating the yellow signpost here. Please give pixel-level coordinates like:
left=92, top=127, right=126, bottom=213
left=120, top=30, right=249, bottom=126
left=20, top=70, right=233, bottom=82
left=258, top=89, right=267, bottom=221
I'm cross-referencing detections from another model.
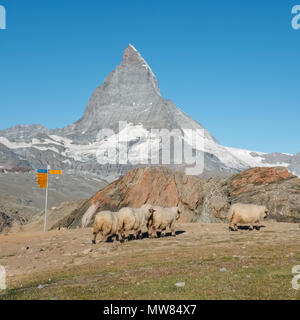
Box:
left=48, top=170, right=62, bottom=175
left=36, top=167, right=62, bottom=232
left=37, top=173, right=47, bottom=188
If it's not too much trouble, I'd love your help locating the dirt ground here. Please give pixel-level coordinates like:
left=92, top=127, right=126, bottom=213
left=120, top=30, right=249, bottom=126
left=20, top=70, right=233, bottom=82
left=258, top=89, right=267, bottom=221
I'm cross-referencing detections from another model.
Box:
left=0, top=221, right=300, bottom=299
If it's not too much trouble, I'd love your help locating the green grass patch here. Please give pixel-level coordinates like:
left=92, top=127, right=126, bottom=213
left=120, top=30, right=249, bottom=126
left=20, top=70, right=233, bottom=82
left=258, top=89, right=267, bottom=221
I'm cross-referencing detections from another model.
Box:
left=1, top=252, right=300, bottom=300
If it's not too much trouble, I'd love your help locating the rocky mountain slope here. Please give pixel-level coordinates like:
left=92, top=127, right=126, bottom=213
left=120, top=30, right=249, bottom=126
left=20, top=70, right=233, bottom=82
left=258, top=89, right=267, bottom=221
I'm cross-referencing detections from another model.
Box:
left=0, top=171, right=106, bottom=233
left=0, top=44, right=297, bottom=181
left=52, top=166, right=300, bottom=230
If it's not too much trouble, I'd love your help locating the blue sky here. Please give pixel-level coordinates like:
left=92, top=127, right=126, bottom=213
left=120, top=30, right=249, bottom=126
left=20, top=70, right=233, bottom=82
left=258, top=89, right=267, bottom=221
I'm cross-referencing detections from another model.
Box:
left=0, top=0, right=299, bottom=154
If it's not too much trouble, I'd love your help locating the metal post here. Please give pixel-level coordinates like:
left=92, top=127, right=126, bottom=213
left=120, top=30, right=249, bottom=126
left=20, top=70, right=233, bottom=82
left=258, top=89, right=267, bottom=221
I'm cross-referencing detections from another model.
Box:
left=44, top=165, right=50, bottom=232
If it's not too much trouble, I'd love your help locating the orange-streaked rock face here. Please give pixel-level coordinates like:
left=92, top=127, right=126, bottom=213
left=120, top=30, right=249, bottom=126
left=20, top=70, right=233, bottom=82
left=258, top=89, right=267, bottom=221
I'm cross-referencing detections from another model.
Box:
left=91, top=167, right=195, bottom=223
left=230, top=167, right=295, bottom=196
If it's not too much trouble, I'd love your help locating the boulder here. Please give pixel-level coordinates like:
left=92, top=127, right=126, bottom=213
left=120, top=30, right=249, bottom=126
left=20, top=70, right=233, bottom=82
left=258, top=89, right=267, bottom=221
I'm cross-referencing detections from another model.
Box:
left=227, top=167, right=300, bottom=222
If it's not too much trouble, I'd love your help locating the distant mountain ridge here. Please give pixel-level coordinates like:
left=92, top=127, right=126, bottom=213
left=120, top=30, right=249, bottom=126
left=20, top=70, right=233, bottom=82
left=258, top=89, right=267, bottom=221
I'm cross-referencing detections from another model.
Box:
left=0, top=44, right=299, bottom=180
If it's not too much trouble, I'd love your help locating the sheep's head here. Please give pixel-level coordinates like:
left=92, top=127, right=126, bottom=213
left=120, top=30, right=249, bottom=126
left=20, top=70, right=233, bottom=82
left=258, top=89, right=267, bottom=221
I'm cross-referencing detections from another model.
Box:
left=142, top=204, right=154, bottom=216
left=144, top=206, right=155, bottom=221
left=149, top=207, right=156, bottom=215
left=263, top=207, right=269, bottom=219
left=146, top=207, right=156, bottom=229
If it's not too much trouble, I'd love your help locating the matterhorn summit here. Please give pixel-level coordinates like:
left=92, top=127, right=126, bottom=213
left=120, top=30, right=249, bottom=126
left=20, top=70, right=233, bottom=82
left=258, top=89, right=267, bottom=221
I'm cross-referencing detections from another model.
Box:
left=60, top=44, right=216, bottom=145
left=122, top=44, right=160, bottom=94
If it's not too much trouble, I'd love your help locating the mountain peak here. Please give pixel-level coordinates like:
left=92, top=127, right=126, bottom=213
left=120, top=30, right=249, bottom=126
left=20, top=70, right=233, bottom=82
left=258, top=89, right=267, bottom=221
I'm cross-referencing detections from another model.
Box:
left=60, top=44, right=218, bottom=144
left=122, top=44, right=154, bottom=75
left=128, top=43, right=138, bottom=52
left=122, top=44, right=144, bottom=62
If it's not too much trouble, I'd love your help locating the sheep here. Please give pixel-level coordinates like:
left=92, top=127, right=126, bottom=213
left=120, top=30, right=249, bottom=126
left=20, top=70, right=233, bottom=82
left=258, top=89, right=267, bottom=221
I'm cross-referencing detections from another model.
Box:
left=117, top=204, right=155, bottom=241
left=147, top=206, right=181, bottom=238
left=92, top=210, right=119, bottom=244
left=228, top=203, right=269, bottom=231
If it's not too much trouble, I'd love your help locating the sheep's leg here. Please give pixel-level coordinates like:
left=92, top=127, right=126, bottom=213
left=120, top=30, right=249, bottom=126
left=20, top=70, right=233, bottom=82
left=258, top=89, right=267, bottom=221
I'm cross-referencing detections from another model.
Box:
left=229, top=224, right=238, bottom=231
left=229, top=219, right=238, bottom=231
left=117, top=232, right=123, bottom=242
left=100, top=231, right=109, bottom=243
left=150, top=226, right=157, bottom=238
left=102, top=224, right=110, bottom=242
left=160, top=227, right=166, bottom=237
left=170, top=222, right=176, bottom=236
left=129, top=231, right=136, bottom=241
left=134, top=231, right=138, bottom=240
left=92, top=230, right=99, bottom=244
left=132, top=228, right=138, bottom=240
left=118, top=231, right=126, bottom=242
left=123, top=229, right=131, bottom=241
left=101, top=235, right=108, bottom=243
left=136, top=229, right=143, bottom=239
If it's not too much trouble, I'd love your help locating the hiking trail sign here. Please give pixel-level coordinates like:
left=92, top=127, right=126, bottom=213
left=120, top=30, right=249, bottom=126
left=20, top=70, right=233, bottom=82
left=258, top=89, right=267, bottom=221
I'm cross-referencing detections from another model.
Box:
left=37, top=167, right=62, bottom=232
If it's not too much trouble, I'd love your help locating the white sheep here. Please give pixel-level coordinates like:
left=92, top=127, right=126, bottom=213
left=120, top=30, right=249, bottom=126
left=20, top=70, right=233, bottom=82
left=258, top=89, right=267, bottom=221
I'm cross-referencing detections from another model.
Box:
left=147, top=206, right=181, bottom=237
left=92, top=210, right=119, bottom=243
left=117, top=204, right=155, bottom=241
left=228, top=203, right=269, bottom=231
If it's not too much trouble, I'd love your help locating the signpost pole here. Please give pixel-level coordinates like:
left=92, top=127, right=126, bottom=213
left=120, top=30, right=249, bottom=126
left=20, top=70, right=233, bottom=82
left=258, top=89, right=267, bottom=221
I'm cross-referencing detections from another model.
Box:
left=44, top=165, right=50, bottom=232
left=37, top=166, right=61, bottom=232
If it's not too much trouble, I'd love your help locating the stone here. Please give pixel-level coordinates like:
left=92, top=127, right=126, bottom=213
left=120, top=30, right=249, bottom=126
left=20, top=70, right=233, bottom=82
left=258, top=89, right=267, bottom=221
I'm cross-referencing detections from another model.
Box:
left=175, top=282, right=185, bottom=288
left=83, top=248, right=93, bottom=255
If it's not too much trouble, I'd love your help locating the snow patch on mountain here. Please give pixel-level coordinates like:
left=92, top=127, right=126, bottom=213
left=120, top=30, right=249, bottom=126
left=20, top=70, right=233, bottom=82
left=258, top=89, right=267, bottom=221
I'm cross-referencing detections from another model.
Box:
left=225, top=146, right=290, bottom=168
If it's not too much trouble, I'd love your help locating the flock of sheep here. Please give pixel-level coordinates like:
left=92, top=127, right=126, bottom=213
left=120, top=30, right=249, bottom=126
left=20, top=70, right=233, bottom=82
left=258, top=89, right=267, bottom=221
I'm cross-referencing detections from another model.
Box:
left=92, top=202, right=270, bottom=243
left=92, top=204, right=181, bottom=243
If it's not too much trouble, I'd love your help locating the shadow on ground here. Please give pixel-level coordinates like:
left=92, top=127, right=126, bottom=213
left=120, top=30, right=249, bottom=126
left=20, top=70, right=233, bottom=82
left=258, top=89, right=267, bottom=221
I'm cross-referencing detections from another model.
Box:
left=236, top=225, right=266, bottom=231
left=102, top=230, right=186, bottom=243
